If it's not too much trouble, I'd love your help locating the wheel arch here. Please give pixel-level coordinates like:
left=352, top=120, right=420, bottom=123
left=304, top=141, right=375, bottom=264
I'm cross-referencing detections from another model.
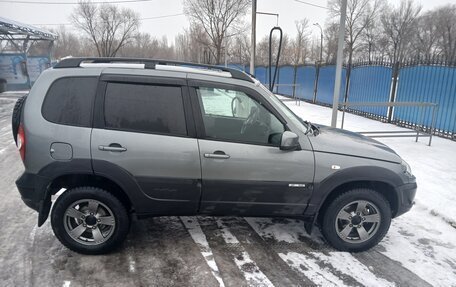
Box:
left=304, top=165, right=403, bottom=233
left=315, top=180, right=398, bottom=225
left=39, top=172, right=136, bottom=227
left=48, top=173, right=134, bottom=210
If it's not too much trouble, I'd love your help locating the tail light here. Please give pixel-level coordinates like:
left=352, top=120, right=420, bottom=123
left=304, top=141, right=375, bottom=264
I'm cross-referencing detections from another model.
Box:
left=17, top=124, right=25, bottom=162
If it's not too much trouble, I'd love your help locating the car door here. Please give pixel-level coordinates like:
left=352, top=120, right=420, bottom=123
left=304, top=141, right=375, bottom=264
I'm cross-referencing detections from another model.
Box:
left=91, top=73, right=201, bottom=215
left=189, top=81, right=315, bottom=216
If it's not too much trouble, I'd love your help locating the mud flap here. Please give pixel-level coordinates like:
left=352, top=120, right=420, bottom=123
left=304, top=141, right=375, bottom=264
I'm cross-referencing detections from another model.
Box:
left=38, top=195, right=52, bottom=227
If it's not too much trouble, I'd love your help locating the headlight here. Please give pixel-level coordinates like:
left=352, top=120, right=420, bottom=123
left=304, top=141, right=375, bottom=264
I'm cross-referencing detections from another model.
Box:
left=401, top=159, right=413, bottom=176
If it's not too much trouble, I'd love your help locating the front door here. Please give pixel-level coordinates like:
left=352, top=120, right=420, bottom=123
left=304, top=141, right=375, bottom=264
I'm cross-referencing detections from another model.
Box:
left=91, top=74, right=201, bottom=215
left=191, top=84, right=314, bottom=216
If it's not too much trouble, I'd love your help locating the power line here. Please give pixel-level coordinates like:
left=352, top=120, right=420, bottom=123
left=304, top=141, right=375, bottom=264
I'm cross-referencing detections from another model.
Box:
left=32, top=13, right=184, bottom=26
left=0, top=0, right=157, bottom=4
left=294, top=0, right=328, bottom=10
left=140, top=13, right=184, bottom=20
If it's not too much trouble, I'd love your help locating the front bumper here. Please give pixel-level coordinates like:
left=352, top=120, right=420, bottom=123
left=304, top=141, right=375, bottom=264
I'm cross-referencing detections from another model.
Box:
left=394, top=181, right=417, bottom=217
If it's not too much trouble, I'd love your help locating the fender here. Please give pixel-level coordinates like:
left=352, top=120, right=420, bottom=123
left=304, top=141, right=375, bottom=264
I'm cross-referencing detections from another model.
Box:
left=303, top=165, right=404, bottom=233
left=36, top=159, right=147, bottom=226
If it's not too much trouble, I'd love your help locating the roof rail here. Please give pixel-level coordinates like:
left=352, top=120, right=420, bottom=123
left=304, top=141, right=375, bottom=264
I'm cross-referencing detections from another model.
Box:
left=54, top=57, right=254, bottom=83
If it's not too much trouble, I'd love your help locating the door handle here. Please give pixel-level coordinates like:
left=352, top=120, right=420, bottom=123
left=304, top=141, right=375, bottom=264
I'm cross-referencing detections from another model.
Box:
left=98, top=143, right=127, bottom=152
left=204, top=150, right=230, bottom=159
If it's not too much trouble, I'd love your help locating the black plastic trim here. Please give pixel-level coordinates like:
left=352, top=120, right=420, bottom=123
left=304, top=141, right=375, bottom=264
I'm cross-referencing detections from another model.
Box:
left=305, top=166, right=406, bottom=217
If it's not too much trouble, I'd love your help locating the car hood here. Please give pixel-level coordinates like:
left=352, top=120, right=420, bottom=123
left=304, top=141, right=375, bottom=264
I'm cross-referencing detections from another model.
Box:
left=307, top=125, right=401, bottom=163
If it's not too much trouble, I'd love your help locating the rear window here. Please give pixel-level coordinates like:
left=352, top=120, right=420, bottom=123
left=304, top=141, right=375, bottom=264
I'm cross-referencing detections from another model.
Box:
left=104, top=82, right=187, bottom=136
left=42, top=77, right=98, bottom=127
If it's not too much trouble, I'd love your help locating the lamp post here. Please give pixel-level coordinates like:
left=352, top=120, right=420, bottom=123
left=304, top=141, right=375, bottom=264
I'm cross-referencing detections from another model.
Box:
left=312, top=23, right=323, bottom=103
left=313, top=23, right=323, bottom=64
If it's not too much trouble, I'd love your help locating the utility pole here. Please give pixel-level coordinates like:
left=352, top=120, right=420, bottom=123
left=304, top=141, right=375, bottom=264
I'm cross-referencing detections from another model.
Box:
left=250, top=0, right=257, bottom=76
left=312, top=23, right=323, bottom=103
left=331, top=0, right=347, bottom=128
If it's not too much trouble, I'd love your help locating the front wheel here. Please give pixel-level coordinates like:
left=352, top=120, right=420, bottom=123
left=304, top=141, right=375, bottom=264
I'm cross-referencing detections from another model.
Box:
left=51, top=187, right=130, bottom=254
left=320, top=188, right=392, bottom=252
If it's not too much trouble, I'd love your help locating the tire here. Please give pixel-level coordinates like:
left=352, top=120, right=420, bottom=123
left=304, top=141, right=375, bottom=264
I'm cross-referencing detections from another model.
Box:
left=51, top=187, right=130, bottom=255
left=320, top=188, right=392, bottom=252
left=12, top=95, right=27, bottom=144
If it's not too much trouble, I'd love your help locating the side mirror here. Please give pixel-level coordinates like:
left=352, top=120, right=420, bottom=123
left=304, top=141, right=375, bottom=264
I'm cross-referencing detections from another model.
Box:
left=280, top=131, right=300, bottom=151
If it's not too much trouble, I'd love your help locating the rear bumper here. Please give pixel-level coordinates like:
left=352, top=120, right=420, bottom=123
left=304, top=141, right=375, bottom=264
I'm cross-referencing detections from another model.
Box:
left=394, top=181, right=417, bottom=217
left=16, top=172, right=51, bottom=225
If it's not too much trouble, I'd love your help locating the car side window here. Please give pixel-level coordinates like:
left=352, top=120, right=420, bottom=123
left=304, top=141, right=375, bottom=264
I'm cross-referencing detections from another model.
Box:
left=104, top=82, right=187, bottom=136
left=196, top=87, right=285, bottom=145
left=42, top=77, right=98, bottom=127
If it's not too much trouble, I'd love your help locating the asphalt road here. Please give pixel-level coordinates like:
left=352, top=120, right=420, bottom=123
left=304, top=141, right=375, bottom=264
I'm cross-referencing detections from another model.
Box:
left=0, top=94, right=443, bottom=287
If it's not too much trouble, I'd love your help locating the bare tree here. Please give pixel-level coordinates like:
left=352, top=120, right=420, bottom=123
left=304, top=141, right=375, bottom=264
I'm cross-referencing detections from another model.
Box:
left=290, top=19, right=311, bottom=65
left=329, top=0, right=381, bottom=64
left=228, top=33, right=251, bottom=65
left=118, top=33, right=160, bottom=58
left=380, top=0, right=422, bottom=63
left=412, top=11, right=440, bottom=60
left=324, top=22, right=340, bottom=63
left=50, top=26, right=86, bottom=59
left=359, top=16, right=381, bottom=62
left=175, top=24, right=211, bottom=63
left=71, top=1, right=139, bottom=57
left=434, top=4, right=456, bottom=61
left=184, top=0, right=251, bottom=64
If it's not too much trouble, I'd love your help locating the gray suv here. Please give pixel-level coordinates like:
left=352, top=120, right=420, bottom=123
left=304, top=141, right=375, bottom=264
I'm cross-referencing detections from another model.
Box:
left=13, top=58, right=416, bottom=254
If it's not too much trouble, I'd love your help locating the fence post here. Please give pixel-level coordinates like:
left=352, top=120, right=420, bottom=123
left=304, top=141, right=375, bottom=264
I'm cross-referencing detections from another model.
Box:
left=388, top=61, right=400, bottom=123
left=313, top=61, right=320, bottom=103
left=292, top=65, right=297, bottom=99
left=343, top=62, right=351, bottom=103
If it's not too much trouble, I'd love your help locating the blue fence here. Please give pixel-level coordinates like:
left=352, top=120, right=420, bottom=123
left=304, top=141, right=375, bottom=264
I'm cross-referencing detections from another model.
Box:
left=228, top=62, right=455, bottom=139
left=394, top=65, right=456, bottom=135
left=348, top=65, right=393, bottom=118
left=295, top=65, right=316, bottom=101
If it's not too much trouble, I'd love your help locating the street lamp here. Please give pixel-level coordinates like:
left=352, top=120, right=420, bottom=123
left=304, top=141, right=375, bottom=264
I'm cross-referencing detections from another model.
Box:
left=313, top=23, right=323, bottom=64
left=312, top=23, right=323, bottom=103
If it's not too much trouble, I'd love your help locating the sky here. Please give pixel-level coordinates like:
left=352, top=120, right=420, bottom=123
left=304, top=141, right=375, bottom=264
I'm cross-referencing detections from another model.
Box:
left=0, top=0, right=454, bottom=44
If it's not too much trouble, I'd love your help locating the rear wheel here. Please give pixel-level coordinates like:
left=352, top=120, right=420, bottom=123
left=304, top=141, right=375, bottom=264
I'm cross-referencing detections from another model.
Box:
left=320, top=188, right=392, bottom=252
left=51, top=187, right=130, bottom=254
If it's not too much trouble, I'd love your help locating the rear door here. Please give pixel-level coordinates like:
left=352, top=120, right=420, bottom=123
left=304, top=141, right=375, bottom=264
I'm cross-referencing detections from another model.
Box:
left=91, top=73, right=201, bottom=215
left=190, top=81, right=315, bottom=216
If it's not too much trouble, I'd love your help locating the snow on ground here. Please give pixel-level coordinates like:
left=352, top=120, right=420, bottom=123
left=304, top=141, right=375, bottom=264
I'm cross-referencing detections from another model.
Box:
left=279, top=97, right=456, bottom=286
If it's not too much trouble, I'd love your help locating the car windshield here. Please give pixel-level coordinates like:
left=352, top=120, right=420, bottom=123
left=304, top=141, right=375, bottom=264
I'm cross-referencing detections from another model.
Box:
left=257, top=83, right=309, bottom=132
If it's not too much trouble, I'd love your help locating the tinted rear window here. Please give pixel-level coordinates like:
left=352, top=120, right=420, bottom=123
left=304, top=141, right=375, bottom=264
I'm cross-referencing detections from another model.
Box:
left=42, top=77, right=98, bottom=127
left=104, top=82, right=187, bottom=136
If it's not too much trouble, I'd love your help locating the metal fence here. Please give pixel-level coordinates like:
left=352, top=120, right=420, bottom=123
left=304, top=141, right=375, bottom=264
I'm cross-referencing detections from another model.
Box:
left=228, top=60, right=456, bottom=140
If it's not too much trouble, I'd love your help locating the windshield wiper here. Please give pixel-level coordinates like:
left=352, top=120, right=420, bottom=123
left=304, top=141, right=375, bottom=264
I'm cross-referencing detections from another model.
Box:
left=303, top=120, right=320, bottom=136
left=303, top=120, right=312, bottom=135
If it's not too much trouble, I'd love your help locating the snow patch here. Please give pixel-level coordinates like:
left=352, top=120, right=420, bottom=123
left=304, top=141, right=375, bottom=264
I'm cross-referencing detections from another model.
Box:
left=279, top=252, right=346, bottom=286
left=181, top=217, right=225, bottom=287
left=245, top=217, right=312, bottom=243
left=216, top=219, right=239, bottom=244
left=312, top=252, right=396, bottom=287
left=217, top=219, right=274, bottom=286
